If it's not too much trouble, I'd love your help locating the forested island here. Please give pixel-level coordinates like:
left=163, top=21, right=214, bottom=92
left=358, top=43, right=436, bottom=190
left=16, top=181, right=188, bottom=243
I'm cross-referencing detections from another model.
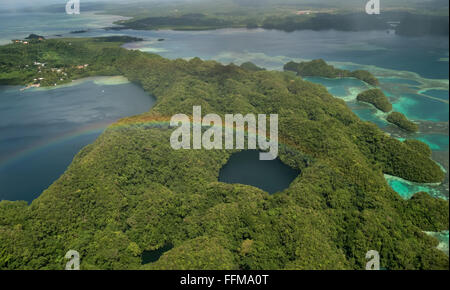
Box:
left=100, top=0, right=448, bottom=37
left=387, top=112, right=419, bottom=133
left=260, top=12, right=449, bottom=36
left=8, top=0, right=449, bottom=36
left=0, top=37, right=448, bottom=270
left=240, top=62, right=266, bottom=72
left=356, top=90, right=419, bottom=133
left=0, top=36, right=142, bottom=87
left=284, top=59, right=379, bottom=86
left=357, top=89, right=392, bottom=113
left=112, top=10, right=448, bottom=37
left=403, top=139, right=432, bottom=157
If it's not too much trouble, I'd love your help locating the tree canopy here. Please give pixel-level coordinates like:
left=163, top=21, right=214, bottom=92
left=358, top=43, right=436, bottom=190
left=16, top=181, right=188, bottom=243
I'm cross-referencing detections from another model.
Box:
left=0, top=37, right=447, bottom=270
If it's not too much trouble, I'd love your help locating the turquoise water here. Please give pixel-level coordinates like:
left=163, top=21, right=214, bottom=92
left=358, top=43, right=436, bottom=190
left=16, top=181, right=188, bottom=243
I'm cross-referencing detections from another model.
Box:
left=303, top=77, right=368, bottom=98
left=303, top=77, right=391, bottom=128
left=426, top=231, right=449, bottom=256
left=305, top=75, right=448, bottom=200
left=397, top=135, right=449, bottom=152
left=347, top=102, right=389, bottom=128
left=392, top=93, right=449, bottom=122
left=417, top=135, right=449, bottom=151
left=385, top=175, right=447, bottom=200
left=307, top=78, right=449, bottom=124
left=0, top=77, right=155, bottom=202
left=423, top=89, right=449, bottom=101
left=378, top=77, right=421, bottom=86
left=219, top=151, right=300, bottom=194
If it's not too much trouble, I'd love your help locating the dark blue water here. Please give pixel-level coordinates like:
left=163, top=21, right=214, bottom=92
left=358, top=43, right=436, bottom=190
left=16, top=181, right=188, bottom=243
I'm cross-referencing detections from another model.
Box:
left=141, top=244, right=173, bottom=264
left=219, top=151, right=300, bottom=194
left=0, top=78, right=155, bottom=202
left=0, top=12, right=127, bottom=45
left=121, top=29, right=449, bottom=79
left=0, top=132, right=100, bottom=202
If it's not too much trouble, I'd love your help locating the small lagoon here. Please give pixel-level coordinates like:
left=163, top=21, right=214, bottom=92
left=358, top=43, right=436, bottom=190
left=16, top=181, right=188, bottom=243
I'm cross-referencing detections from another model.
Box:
left=141, top=244, right=173, bottom=265
left=219, top=151, right=299, bottom=194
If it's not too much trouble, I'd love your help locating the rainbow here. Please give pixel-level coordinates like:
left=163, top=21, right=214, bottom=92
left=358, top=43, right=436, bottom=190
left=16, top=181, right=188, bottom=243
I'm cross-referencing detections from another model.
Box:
left=0, top=121, right=109, bottom=170
left=0, top=113, right=299, bottom=170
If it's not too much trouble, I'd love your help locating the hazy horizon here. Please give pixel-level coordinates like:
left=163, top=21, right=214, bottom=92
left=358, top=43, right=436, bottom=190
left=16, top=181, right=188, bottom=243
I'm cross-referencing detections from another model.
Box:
left=2, top=0, right=448, bottom=10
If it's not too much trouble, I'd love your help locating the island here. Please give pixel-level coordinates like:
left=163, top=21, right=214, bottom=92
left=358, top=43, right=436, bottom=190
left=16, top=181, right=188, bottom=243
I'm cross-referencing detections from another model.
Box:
left=403, top=139, right=432, bottom=157
left=357, top=89, right=393, bottom=113
left=240, top=62, right=266, bottom=72
left=0, top=36, right=142, bottom=86
left=0, top=37, right=447, bottom=270
left=102, top=0, right=449, bottom=37
left=116, top=13, right=234, bottom=31
left=70, top=30, right=89, bottom=34
left=25, top=34, right=45, bottom=40
left=284, top=59, right=379, bottom=86
left=387, top=112, right=419, bottom=133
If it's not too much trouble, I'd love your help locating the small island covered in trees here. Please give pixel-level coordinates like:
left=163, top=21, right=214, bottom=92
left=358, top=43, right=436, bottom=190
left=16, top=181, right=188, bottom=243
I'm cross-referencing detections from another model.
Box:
left=0, top=36, right=447, bottom=270
left=355, top=90, right=418, bottom=133
left=357, top=89, right=392, bottom=113
left=387, top=112, right=419, bottom=133
left=284, top=59, right=379, bottom=86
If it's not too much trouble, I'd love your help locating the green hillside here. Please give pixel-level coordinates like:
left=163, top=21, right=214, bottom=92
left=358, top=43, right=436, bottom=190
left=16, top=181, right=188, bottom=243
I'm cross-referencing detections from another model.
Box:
left=0, top=37, right=447, bottom=270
